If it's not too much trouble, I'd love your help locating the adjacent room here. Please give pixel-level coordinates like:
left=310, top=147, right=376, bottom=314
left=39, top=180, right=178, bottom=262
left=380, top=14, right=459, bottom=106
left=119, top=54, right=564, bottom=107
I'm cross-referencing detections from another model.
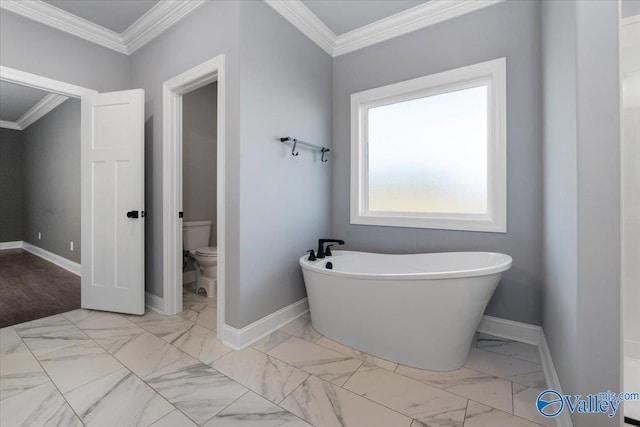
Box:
left=0, top=1, right=634, bottom=427
left=0, top=81, right=81, bottom=327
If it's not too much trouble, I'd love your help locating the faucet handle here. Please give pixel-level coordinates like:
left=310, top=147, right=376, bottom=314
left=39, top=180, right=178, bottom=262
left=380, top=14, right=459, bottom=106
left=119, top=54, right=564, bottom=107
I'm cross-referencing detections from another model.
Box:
left=325, top=245, right=334, bottom=257
left=306, top=250, right=317, bottom=261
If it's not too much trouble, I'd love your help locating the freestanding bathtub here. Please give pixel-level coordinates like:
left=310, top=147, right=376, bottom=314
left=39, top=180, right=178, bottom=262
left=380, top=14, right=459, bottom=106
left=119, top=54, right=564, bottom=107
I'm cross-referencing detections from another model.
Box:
left=299, top=250, right=512, bottom=371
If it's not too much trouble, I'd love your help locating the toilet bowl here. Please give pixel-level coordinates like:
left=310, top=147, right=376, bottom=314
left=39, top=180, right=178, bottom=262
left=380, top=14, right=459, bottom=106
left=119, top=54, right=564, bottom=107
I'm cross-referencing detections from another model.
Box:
left=190, top=246, right=217, bottom=298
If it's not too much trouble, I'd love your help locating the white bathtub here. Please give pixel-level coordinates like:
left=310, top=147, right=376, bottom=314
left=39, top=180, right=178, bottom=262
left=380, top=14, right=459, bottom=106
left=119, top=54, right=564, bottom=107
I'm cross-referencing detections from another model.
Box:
left=299, top=250, right=512, bottom=371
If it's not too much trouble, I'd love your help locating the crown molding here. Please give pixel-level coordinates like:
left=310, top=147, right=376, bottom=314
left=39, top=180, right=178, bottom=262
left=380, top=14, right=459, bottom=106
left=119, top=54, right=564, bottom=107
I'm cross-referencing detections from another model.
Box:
left=0, top=93, right=69, bottom=131
left=122, top=0, right=206, bottom=54
left=0, top=0, right=206, bottom=55
left=17, top=93, right=68, bottom=129
left=333, top=0, right=505, bottom=56
left=264, top=0, right=335, bottom=56
left=0, top=120, right=22, bottom=130
left=266, top=0, right=505, bottom=57
left=0, top=0, right=127, bottom=53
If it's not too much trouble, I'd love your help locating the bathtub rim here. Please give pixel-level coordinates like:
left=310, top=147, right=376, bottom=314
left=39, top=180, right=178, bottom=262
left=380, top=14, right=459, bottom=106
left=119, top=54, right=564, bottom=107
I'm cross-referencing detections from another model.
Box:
left=299, top=250, right=512, bottom=281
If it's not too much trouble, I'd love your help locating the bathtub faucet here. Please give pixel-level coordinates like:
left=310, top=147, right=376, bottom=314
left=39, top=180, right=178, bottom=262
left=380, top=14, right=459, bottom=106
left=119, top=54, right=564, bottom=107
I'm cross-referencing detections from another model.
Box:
left=317, top=239, right=345, bottom=258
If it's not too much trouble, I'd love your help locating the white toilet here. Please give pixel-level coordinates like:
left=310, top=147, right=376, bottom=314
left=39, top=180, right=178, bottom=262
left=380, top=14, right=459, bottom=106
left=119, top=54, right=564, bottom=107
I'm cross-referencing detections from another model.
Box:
left=183, top=220, right=217, bottom=298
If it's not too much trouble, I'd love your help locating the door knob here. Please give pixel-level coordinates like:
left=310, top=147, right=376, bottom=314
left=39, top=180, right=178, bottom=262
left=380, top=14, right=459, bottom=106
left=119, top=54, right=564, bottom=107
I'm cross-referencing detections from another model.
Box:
left=127, top=210, right=139, bottom=218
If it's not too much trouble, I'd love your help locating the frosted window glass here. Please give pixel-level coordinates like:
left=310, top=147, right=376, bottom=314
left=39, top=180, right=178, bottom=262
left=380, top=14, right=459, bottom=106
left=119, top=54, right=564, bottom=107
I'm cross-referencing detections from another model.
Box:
left=367, top=85, right=488, bottom=214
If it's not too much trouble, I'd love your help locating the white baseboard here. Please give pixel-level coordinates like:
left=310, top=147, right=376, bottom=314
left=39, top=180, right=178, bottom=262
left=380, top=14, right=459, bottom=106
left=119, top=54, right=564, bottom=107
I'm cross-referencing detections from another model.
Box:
left=539, top=332, right=573, bottom=427
left=22, top=242, right=81, bottom=276
left=183, top=270, right=196, bottom=284
left=145, top=292, right=164, bottom=314
left=477, top=315, right=542, bottom=345
left=626, top=339, right=640, bottom=360
left=221, top=298, right=309, bottom=350
left=0, top=241, right=23, bottom=250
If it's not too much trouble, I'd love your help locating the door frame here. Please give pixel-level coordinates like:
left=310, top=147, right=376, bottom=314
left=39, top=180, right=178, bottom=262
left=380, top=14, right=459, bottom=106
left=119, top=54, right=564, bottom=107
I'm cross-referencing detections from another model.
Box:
left=0, top=66, right=97, bottom=98
left=162, top=55, right=226, bottom=337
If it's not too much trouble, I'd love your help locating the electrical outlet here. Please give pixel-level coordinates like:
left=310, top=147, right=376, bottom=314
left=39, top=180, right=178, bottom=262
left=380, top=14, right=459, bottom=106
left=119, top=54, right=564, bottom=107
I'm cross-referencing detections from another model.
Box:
left=70, top=241, right=74, bottom=251
left=38, top=232, right=41, bottom=240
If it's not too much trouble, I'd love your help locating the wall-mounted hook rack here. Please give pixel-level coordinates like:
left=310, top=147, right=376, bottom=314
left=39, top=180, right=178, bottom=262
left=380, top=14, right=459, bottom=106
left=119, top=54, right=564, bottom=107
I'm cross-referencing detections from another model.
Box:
left=280, top=137, right=330, bottom=163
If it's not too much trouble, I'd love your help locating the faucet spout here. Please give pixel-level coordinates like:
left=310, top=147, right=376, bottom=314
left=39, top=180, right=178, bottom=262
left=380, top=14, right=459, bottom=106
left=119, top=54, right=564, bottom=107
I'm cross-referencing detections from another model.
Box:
left=317, top=239, right=345, bottom=258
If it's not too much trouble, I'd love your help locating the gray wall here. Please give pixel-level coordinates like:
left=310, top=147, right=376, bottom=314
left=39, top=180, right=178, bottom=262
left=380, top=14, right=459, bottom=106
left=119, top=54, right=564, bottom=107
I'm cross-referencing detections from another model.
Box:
left=331, top=0, right=543, bottom=325
left=622, top=0, right=640, bottom=18
left=236, top=1, right=332, bottom=326
left=130, top=0, right=332, bottom=328
left=130, top=0, right=242, bottom=318
left=0, top=10, right=129, bottom=93
left=542, top=2, right=621, bottom=426
left=0, top=128, right=24, bottom=242
left=22, top=99, right=81, bottom=263
left=183, top=82, right=218, bottom=245
left=541, top=0, right=579, bottom=401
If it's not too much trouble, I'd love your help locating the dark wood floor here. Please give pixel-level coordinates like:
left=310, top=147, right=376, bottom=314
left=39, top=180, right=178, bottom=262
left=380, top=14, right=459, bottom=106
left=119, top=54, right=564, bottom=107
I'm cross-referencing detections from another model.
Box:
left=0, top=249, right=80, bottom=328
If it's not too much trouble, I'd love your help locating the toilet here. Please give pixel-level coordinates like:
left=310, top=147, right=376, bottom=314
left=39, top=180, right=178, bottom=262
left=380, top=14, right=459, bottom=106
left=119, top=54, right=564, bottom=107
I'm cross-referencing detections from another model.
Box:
left=183, top=220, right=217, bottom=298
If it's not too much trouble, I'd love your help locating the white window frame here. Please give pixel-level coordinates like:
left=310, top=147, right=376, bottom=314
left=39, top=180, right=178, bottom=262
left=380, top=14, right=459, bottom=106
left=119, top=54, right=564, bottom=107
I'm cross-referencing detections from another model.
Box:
left=350, top=57, right=507, bottom=233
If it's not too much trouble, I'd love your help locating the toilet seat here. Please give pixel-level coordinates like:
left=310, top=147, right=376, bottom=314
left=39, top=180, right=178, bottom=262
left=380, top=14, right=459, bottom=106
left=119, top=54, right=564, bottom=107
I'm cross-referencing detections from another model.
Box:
left=195, top=246, right=218, bottom=257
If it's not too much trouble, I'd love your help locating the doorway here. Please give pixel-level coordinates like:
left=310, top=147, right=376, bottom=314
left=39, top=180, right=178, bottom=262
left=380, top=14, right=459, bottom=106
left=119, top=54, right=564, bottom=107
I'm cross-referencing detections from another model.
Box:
left=162, top=55, right=226, bottom=339
left=0, top=79, right=82, bottom=326
left=1, top=66, right=148, bottom=318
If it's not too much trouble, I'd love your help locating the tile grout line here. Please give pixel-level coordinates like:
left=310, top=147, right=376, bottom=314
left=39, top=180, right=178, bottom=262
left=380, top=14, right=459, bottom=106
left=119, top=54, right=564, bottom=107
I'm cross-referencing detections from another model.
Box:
left=465, top=397, right=550, bottom=427
left=462, top=398, right=470, bottom=426
left=58, top=311, right=191, bottom=426
left=340, top=359, right=364, bottom=387
left=315, top=373, right=423, bottom=424
left=273, top=322, right=539, bottom=417
left=14, top=325, right=88, bottom=427
left=197, top=389, right=251, bottom=426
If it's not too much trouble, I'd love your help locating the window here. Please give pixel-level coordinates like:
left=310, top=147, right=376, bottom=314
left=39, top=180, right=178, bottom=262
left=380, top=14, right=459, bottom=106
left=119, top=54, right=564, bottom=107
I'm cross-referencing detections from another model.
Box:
left=350, top=58, right=506, bottom=232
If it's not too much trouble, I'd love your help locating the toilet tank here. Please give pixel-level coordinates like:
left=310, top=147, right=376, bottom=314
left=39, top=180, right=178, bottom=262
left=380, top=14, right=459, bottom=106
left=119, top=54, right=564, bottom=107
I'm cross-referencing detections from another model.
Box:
left=183, top=220, right=212, bottom=251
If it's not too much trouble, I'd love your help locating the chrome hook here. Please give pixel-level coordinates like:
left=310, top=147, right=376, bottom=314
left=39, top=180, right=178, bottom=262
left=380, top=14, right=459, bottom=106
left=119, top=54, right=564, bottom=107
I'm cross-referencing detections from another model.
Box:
left=291, top=139, right=299, bottom=156
left=321, top=147, right=329, bottom=162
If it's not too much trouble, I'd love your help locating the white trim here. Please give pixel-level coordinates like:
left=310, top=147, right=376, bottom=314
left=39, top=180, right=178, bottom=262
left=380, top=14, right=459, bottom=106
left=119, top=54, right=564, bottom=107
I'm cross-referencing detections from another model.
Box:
left=266, top=0, right=504, bottom=57
left=145, top=292, right=165, bottom=314
left=539, top=332, right=574, bottom=427
left=22, top=242, right=81, bottom=276
left=264, top=0, right=334, bottom=56
left=0, top=66, right=97, bottom=98
left=0, top=241, right=23, bottom=250
left=626, top=339, right=640, bottom=360
left=477, top=315, right=542, bottom=346
left=162, top=55, right=226, bottom=344
left=0, top=0, right=205, bottom=56
left=0, top=0, right=127, bottom=54
left=122, top=1, right=207, bottom=55
left=350, top=58, right=507, bottom=233
left=221, top=298, right=309, bottom=350
left=0, top=120, right=21, bottom=130
left=16, top=93, right=69, bottom=130
left=335, top=0, right=504, bottom=57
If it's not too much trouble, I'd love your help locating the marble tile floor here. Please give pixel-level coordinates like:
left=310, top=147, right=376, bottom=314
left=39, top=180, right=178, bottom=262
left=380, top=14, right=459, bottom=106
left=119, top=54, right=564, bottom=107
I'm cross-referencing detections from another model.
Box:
left=1, top=306, right=551, bottom=426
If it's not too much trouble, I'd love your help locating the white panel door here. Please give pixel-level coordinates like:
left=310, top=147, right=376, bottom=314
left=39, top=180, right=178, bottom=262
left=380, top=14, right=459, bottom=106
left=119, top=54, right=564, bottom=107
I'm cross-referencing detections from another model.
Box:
left=81, top=89, right=145, bottom=315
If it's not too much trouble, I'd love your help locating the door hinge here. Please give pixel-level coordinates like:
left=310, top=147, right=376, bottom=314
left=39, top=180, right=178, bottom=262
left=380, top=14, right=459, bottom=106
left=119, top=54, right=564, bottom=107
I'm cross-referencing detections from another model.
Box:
left=178, top=211, right=183, bottom=218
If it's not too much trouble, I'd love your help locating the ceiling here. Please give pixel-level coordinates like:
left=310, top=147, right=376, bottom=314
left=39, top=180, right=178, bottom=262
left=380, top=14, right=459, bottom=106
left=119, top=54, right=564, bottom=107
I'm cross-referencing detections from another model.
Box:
left=0, top=81, right=50, bottom=122
left=301, top=0, right=428, bottom=35
left=42, top=0, right=159, bottom=33
left=0, top=82, right=69, bottom=130
left=0, top=0, right=500, bottom=57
